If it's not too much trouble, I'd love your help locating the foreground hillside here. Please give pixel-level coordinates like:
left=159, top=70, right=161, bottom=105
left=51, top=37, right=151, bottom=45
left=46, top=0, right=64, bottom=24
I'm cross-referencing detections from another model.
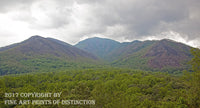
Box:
left=0, top=69, right=192, bottom=107
left=0, top=67, right=199, bottom=108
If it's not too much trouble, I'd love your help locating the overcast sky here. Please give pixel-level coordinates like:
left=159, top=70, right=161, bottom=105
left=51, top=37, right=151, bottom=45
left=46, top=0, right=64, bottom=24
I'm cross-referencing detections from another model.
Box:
left=0, top=0, right=199, bottom=47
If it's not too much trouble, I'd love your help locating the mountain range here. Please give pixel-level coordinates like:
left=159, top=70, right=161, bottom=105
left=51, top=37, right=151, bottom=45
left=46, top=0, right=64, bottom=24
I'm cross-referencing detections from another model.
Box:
left=0, top=35, right=194, bottom=75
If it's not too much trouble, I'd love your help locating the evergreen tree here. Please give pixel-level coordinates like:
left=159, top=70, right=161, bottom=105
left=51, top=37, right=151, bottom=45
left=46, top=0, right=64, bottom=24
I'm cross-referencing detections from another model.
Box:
left=188, top=48, right=200, bottom=107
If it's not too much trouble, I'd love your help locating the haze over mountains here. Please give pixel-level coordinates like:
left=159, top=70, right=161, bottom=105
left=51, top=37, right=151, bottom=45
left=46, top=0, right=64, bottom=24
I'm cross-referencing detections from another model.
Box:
left=0, top=35, right=194, bottom=75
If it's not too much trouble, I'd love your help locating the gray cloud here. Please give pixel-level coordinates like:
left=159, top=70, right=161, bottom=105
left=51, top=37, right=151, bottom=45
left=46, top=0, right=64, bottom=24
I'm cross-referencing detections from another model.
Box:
left=0, top=0, right=36, bottom=13
left=0, top=0, right=199, bottom=47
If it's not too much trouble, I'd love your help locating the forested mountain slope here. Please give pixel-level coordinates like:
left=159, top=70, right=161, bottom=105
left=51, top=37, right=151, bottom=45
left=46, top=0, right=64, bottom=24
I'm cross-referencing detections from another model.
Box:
left=75, top=37, right=121, bottom=60
left=0, top=36, right=99, bottom=75
left=76, top=37, right=193, bottom=73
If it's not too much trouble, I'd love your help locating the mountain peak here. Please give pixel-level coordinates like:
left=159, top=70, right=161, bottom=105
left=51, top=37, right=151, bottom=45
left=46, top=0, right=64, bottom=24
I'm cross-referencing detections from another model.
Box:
left=28, top=35, right=45, bottom=40
left=160, top=38, right=176, bottom=43
left=30, top=35, right=43, bottom=38
left=83, top=37, right=120, bottom=43
left=90, top=37, right=102, bottom=39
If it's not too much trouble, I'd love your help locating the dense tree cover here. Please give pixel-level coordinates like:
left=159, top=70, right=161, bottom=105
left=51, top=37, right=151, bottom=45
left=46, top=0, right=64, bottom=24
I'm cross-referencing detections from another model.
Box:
left=186, top=48, right=200, bottom=108
left=0, top=68, right=195, bottom=108
left=0, top=54, right=102, bottom=75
